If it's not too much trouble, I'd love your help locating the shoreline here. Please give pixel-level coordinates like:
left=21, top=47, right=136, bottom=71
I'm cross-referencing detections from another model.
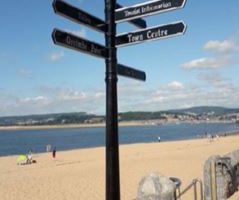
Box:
left=0, top=119, right=236, bottom=131
left=0, top=121, right=145, bottom=131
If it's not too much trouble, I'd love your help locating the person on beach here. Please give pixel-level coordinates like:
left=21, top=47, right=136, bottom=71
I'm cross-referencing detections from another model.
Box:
left=158, top=136, right=161, bottom=142
left=52, top=147, right=56, bottom=158
left=208, top=134, right=213, bottom=142
left=27, top=150, right=32, bottom=164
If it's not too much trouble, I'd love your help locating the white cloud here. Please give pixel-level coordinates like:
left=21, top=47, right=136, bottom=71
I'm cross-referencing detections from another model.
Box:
left=182, top=56, right=231, bottom=70
left=118, top=81, right=151, bottom=112
left=21, top=96, right=47, bottom=103
left=59, top=90, right=87, bottom=101
left=0, top=88, right=105, bottom=116
left=198, top=73, right=227, bottom=87
left=37, top=86, right=105, bottom=114
left=1, top=79, right=239, bottom=116
left=167, top=81, right=184, bottom=90
left=39, top=87, right=88, bottom=100
left=20, top=96, right=50, bottom=108
left=204, top=40, right=236, bottom=53
left=197, top=73, right=236, bottom=96
left=118, top=81, right=146, bottom=94
left=182, top=38, right=238, bottom=71
left=142, top=81, right=239, bottom=111
left=49, top=51, right=64, bottom=61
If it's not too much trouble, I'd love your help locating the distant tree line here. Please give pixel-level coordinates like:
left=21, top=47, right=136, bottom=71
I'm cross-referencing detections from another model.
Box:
left=119, top=112, right=167, bottom=121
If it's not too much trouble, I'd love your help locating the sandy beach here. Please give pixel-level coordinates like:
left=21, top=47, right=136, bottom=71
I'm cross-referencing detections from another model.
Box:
left=0, top=121, right=146, bottom=131
left=0, top=135, right=239, bottom=200
left=0, top=120, right=233, bottom=131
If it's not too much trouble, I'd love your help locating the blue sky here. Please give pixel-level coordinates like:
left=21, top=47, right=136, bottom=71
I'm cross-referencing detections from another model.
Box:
left=0, top=0, right=239, bottom=116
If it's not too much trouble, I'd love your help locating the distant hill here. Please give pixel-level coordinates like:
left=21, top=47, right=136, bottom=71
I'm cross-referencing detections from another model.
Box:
left=0, top=106, right=238, bottom=126
left=0, top=112, right=103, bottom=126
left=166, top=106, right=239, bottom=115
left=119, top=106, right=239, bottom=121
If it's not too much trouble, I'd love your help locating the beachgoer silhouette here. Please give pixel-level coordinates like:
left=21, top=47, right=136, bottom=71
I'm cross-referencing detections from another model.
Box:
left=52, top=147, right=56, bottom=158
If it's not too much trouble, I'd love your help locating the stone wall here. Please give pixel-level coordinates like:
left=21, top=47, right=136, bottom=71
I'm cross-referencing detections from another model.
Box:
left=204, top=149, right=239, bottom=200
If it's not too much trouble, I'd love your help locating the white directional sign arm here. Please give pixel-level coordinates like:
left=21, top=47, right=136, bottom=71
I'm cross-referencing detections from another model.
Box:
left=116, top=21, right=186, bottom=47
left=53, top=0, right=106, bottom=33
left=52, top=29, right=108, bottom=59
left=116, top=0, right=187, bottom=23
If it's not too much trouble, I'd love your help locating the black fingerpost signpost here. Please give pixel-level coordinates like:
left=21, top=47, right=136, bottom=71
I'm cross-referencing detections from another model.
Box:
left=51, top=0, right=187, bottom=199
left=104, top=1, right=120, bottom=200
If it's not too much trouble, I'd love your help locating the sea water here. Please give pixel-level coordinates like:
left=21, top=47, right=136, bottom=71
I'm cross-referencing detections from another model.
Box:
left=0, top=122, right=238, bottom=157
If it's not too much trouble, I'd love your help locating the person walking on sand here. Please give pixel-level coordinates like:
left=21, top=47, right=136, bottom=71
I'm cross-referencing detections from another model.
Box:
left=52, top=147, right=56, bottom=158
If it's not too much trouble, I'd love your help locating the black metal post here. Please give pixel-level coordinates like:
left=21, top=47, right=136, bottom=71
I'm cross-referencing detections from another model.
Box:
left=104, top=0, right=120, bottom=200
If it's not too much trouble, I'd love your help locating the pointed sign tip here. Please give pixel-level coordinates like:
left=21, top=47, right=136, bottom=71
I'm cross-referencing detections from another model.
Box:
left=52, top=0, right=57, bottom=12
left=180, top=21, right=187, bottom=34
left=51, top=29, right=58, bottom=44
left=181, top=0, right=187, bottom=8
left=143, top=74, right=146, bottom=81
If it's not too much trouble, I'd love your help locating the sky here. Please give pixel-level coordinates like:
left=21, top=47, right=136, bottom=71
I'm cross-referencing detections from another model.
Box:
left=0, top=0, right=239, bottom=117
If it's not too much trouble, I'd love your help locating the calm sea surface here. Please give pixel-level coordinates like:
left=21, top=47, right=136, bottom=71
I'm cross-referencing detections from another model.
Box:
left=0, top=122, right=239, bottom=157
